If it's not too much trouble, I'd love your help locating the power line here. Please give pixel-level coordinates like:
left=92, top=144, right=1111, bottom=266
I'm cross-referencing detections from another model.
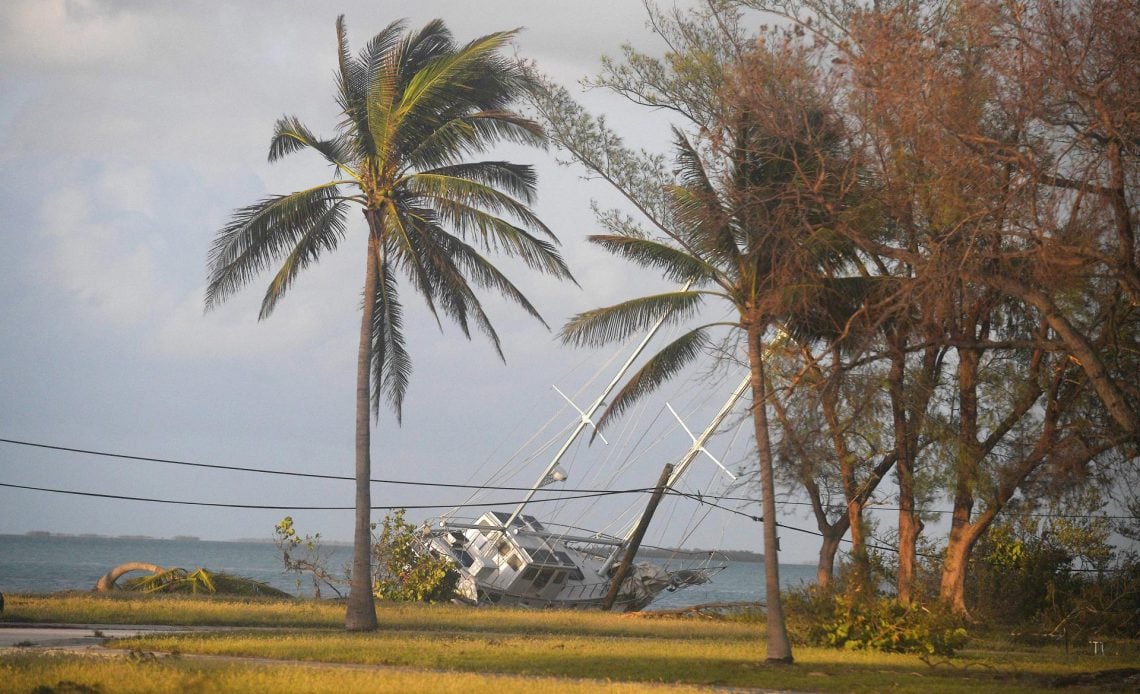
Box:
left=3, top=436, right=1136, bottom=522
left=0, top=437, right=653, bottom=495
left=2, top=482, right=1130, bottom=574
left=0, top=482, right=636, bottom=512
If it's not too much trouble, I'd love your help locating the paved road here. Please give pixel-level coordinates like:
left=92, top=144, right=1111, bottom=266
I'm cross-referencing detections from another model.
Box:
left=0, top=624, right=185, bottom=650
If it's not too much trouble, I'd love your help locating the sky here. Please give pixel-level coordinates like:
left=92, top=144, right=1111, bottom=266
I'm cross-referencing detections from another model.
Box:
left=0, top=0, right=829, bottom=564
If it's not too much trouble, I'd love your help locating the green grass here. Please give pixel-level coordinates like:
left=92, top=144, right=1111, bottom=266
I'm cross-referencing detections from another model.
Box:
left=4, top=593, right=1137, bottom=692
left=1, top=591, right=342, bottom=628
left=0, top=653, right=705, bottom=693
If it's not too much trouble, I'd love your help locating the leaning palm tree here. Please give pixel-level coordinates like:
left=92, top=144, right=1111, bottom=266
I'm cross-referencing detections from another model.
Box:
left=561, top=79, right=862, bottom=661
left=206, top=16, right=572, bottom=631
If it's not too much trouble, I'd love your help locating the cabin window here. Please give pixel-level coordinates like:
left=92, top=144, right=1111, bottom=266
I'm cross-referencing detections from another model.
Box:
left=507, top=553, right=523, bottom=571
left=521, top=567, right=538, bottom=581
left=532, top=568, right=554, bottom=589
left=568, top=569, right=584, bottom=582
left=497, top=541, right=512, bottom=557
left=552, top=571, right=566, bottom=585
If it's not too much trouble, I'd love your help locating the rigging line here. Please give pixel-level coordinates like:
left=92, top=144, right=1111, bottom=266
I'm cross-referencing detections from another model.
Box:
left=564, top=391, right=657, bottom=538
left=447, top=416, right=575, bottom=515
left=454, top=378, right=565, bottom=499
left=0, top=482, right=651, bottom=511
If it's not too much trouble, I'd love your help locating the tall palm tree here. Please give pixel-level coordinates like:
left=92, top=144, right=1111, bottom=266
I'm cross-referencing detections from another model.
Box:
left=562, top=92, right=861, bottom=661
left=205, top=16, right=572, bottom=630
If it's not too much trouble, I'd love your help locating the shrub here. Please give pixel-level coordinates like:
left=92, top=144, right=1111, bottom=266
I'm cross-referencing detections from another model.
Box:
left=786, top=588, right=969, bottom=656
left=372, top=509, right=459, bottom=603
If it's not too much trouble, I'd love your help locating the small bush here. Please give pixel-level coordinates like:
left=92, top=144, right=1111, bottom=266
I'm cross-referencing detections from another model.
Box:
left=786, top=588, right=969, bottom=656
left=372, top=509, right=459, bottom=603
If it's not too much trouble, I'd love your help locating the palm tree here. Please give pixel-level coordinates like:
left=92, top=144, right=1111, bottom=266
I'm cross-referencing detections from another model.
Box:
left=561, top=75, right=861, bottom=661
left=205, top=16, right=572, bottom=630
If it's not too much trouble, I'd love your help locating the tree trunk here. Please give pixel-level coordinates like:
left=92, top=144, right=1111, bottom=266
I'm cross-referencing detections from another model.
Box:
left=896, top=489, right=922, bottom=604
left=941, top=346, right=981, bottom=617
left=345, top=226, right=381, bottom=632
left=816, top=527, right=844, bottom=589
left=747, top=320, right=793, bottom=663
left=888, top=347, right=921, bottom=603
left=939, top=522, right=985, bottom=615
left=822, top=374, right=871, bottom=594
left=94, top=563, right=165, bottom=592
left=845, top=499, right=870, bottom=593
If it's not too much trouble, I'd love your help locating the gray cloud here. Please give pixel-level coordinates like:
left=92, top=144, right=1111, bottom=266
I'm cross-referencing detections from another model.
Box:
left=0, top=1, right=815, bottom=561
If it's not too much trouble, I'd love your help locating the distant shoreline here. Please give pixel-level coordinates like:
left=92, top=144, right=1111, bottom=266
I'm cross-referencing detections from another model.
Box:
left=6, top=531, right=765, bottom=561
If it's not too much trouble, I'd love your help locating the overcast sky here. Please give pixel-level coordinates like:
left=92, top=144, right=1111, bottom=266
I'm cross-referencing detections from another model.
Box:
left=0, top=0, right=828, bottom=563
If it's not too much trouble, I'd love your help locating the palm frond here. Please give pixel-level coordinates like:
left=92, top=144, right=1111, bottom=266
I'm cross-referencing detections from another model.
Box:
left=391, top=206, right=507, bottom=358
left=370, top=248, right=412, bottom=421
left=258, top=200, right=349, bottom=319
left=379, top=202, right=444, bottom=332
left=396, top=19, right=454, bottom=86
left=560, top=291, right=706, bottom=348
left=268, top=116, right=358, bottom=179
left=419, top=160, right=539, bottom=204
left=420, top=195, right=572, bottom=281
left=408, top=173, right=554, bottom=240
left=365, top=57, right=401, bottom=164
left=396, top=30, right=518, bottom=122
left=335, top=15, right=381, bottom=157
left=389, top=31, right=521, bottom=156
left=670, top=130, right=740, bottom=265
left=404, top=111, right=545, bottom=171
left=206, top=183, right=344, bottom=311
left=587, top=235, right=719, bottom=284
left=419, top=218, right=548, bottom=328
left=594, top=329, right=711, bottom=434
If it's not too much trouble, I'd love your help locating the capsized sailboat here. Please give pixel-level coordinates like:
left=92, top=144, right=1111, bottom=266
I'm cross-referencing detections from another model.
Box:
left=417, top=295, right=750, bottom=610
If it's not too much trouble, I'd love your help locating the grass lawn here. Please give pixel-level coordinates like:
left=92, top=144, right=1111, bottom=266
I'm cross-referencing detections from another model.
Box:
left=3, top=592, right=1137, bottom=692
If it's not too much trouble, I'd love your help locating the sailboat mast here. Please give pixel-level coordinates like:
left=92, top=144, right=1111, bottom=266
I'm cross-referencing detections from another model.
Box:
left=500, top=281, right=694, bottom=530
left=662, top=375, right=751, bottom=491
left=598, top=374, right=751, bottom=575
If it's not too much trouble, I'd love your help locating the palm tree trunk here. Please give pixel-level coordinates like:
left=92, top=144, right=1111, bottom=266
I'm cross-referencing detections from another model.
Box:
left=747, top=320, right=793, bottom=663
left=345, top=227, right=380, bottom=632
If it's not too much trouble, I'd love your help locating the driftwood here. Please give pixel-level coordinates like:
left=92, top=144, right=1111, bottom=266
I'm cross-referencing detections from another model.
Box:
left=95, top=562, right=165, bottom=592
left=625, top=601, right=766, bottom=618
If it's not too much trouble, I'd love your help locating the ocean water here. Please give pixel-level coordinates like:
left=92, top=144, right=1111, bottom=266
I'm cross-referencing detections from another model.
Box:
left=0, top=534, right=815, bottom=609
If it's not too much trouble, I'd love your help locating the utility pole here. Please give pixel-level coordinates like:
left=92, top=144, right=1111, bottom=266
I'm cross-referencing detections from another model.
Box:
left=602, top=463, right=674, bottom=611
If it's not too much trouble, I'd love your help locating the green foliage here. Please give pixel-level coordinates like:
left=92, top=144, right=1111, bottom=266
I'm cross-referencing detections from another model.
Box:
left=966, top=515, right=1135, bottom=637
left=371, top=509, right=459, bottom=603
left=273, top=516, right=345, bottom=598
left=785, top=588, right=969, bottom=656
left=1032, top=551, right=1140, bottom=641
